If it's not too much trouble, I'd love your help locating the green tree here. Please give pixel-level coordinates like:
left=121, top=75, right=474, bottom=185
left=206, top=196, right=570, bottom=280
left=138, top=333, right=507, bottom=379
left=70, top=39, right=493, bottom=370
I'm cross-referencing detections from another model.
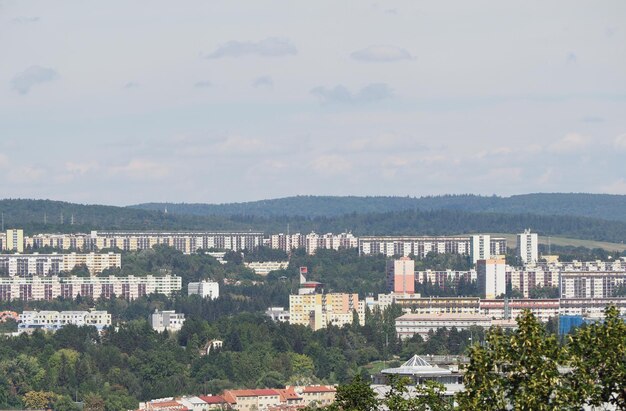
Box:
left=568, top=305, right=626, bottom=409
left=23, top=390, right=57, bottom=410
left=327, top=374, right=379, bottom=411
left=457, top=310, right=577, bottom=410
left=385, top=376, right=454, bottom=411
left=83, top=393, right=106, bottom=411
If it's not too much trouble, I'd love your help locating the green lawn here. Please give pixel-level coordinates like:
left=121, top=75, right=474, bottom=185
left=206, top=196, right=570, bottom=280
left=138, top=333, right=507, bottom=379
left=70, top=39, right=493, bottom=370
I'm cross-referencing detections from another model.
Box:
left=490, top=233, right=626, bottom=252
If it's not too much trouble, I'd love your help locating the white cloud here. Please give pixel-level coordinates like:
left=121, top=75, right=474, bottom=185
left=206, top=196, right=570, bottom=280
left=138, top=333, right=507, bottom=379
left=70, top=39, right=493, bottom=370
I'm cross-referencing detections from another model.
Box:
left=310, top=154, right=352, bottom=176
left=311, top=83, right=393, bottom=104
left=351, top=45, right=412, bottom=62
left=65, top=161, right=99, bottom=174
left=614, top=134, right=626, bottom=150
left=474, top=147, right=513, bottom=159
left=124, top=82, right=140, bottom=89
left=111, top=159, right=168, bottom=180
left=547, top=133, right=591, bottom=153
left=348, top=133, right=424, bottom=153
left=206, top=37, right=296, bottom=59
left=11, top=66, right=58, bottom=94
left=216, top=136, right=266, bottom=154
left=601, top=178, right=626, bottom=194
left=7, top=166, right=45, bottom=183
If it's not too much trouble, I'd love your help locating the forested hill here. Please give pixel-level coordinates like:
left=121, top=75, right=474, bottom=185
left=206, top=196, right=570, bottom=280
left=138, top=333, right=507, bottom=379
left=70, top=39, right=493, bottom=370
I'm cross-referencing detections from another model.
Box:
left=0, top=199, right=254, bottom=233
left=131, top=193, right=626, bottom=222
left=2, top=198, right=626, bottom=244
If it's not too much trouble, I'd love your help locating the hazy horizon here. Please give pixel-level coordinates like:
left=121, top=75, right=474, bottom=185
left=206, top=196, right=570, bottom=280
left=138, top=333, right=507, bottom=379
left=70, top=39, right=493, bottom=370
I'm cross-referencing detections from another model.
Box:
left=2, top=1, right=626, bottom=205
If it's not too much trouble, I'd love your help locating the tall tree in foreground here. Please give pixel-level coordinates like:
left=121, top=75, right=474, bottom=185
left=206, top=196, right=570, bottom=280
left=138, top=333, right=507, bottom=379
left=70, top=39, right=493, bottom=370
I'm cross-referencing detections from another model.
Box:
left=567, top=305, right=626, bottom=410
left=456, top=310, right=578, bottom=410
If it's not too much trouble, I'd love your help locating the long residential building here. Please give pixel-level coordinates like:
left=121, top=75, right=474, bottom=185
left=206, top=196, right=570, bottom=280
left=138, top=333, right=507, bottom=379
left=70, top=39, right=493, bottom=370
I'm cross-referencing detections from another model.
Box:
left=395, top=313, right=517, bottom=340
left=506, top=268, right=561, bottom=298
left=18, top=310, right=111, bottom=333
left=369, top=293, right=626, bottom=321
left=560, top=271, right=626, bottom=299
left=416, top=269, right=477, bottom=286
left=270, top=232, right=358, bottom=254
left=23, top=231, right=265, bottom=254
left=0, top=252, right=121, bottom=277
left=358, top=236, right=507, bottom=258
left=0, top=275, right=181, bottom=301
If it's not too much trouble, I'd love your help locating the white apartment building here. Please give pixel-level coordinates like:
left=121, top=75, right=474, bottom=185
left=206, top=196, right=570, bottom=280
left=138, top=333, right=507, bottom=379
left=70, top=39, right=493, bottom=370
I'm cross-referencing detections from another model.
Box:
left=506, top=268, right=560, bottom=298
left=358, top=236, right=506, bottom=258
left=480, top=299, right=560, bottom=322
left=18, top=310, right=111, bottom=333
left=0, top=252, right=121, bottom=277
left=88, top=231, right=264, bottom=254
left=26, top=233, right=88, bottom=251
left=517, top=229, right=538, bottom=264
left=395, top=313, right=516, bottom=340
left=470, top=234, right=491, bottom=264
left=416, top=270, right=477, bottom=286
left=559, top=298, right=626, bottom=317
left=533, top=258, right=626, bottom=272
left=21, top=231, right=264, bottom=254
left=244, top=261, right=289, bottom=276
left=270, top=232, right=357, bottom=255
left=187, top=280, right=219, bottom=299
left=0, top=275, right=182, bottom=301
left=477, top=259, right=506, bottom=299
left=560, top=271, right=626, bottom=299
left=150, top=310, right=185, bottom=333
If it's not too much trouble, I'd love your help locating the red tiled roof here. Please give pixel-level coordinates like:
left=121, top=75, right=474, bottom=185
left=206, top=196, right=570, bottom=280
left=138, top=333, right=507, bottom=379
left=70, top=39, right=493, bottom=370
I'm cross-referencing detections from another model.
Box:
left=227, top=389, right=280, bottom=397
left=198, top=395, right=227, bottom=404
left=276, top=388, right=302, bottom=402
left=302, top=386, right=336, bottom=393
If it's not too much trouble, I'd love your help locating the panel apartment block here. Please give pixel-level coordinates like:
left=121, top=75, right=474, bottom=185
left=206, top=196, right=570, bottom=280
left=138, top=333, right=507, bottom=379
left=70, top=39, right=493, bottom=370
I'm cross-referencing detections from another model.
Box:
left=0, top=275, right=181, bottom=301
left=358, top=236, right=506, bottom=258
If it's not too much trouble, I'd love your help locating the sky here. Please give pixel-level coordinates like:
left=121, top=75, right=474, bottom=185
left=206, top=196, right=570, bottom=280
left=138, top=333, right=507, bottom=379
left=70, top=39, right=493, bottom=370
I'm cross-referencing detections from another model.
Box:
left=1, top=1, right=626, bottom=205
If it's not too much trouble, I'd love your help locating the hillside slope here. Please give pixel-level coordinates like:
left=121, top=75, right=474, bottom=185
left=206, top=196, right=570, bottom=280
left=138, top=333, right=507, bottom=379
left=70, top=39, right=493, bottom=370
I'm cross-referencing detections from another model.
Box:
left=131, top=193, right=626, bottom=221
left=2, top=199, right=626, bottom=245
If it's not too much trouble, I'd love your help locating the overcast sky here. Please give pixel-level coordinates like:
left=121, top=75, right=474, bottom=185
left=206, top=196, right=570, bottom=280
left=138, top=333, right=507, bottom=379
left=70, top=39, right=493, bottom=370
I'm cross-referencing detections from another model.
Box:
left=1, top=1, right=625, bottom=205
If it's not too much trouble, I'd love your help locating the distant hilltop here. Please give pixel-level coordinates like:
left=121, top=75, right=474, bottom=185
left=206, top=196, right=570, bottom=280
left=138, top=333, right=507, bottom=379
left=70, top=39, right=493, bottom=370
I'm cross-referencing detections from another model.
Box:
left=1, top=194, right=626, bottom=245
left=131, top=193, right=626, bottom=221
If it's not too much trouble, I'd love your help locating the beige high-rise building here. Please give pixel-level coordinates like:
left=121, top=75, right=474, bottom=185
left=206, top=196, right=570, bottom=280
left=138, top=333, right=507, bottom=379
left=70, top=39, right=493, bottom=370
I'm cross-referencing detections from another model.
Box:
left=477, top=258, right=506, bottom=299
left=289, top=293, right=362, bottom=330
left=5, top=229, right=24, bottom=253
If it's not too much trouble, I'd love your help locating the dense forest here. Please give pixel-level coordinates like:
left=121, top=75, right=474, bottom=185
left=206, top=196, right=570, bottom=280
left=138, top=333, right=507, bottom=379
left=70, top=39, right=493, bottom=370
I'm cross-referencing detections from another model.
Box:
left=0, top=245, right=624, bottom=409
left=3, top=199, right=626, bottom=244
left=132, top=193, right=626, bottom=222
left=0, top=245, right=489, bottom=409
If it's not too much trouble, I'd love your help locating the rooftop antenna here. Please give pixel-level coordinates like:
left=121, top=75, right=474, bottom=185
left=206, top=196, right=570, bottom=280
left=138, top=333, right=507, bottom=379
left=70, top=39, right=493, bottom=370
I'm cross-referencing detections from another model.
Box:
left=70, top=214, right=75, bottom=225
left=44, top=212, right=47, bottom=225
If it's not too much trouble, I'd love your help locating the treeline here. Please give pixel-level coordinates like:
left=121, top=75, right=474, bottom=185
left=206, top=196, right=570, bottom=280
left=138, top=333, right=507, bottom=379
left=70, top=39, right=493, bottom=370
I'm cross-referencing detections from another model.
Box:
left=4, top=199, right=626, bottom=244
left=0, top=304, right=483, bottom=409
left=132, top=193, right=626, bottom=222
left=320, top=307, right=626, bottom=411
